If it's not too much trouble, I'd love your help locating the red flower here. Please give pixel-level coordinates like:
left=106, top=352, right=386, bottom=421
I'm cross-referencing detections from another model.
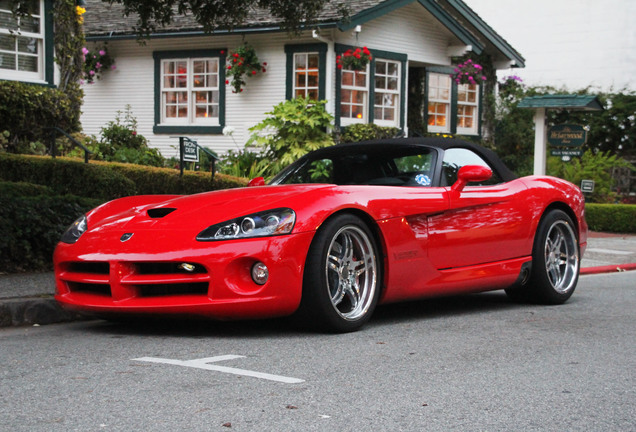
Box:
left=251, top=70, right=256, bottom=75
left=263, top=62, right=267, bottom=66
left=220, top=50, right=225, bottom=54
left=227, top=65, right=232, bottom=70
left=225, top=79, right=229, bottom=84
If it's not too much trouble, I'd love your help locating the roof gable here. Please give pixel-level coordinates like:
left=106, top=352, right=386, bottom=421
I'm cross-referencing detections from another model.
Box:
left=82, top=0, right=522, bottom=66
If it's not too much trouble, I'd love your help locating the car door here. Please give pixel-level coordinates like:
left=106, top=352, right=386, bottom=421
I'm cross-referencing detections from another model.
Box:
left=427, top=148, right=531, bottom=270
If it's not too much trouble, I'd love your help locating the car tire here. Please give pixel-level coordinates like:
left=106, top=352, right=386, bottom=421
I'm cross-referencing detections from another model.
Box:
left=507, top=209, right=580, bottom=304
left=297, top=214, right=381, bottom=333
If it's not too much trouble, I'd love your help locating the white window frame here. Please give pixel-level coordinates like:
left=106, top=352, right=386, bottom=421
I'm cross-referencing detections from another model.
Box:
left=160, top=57, right=220, bottom=126
left=373, top=59, right=401, bottom=127
left=340, top=64, right=369, bottom=126
left=293, top=52, right=320, bottom=100
left=0, top=0, right=45, bottom=82
left=456, top=83, right=479, bottom=135
left=427, top=72, right=451, bottom=133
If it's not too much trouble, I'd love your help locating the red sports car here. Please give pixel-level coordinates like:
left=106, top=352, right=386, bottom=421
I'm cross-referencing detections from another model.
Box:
left=54, top=138, right=587, bottom=332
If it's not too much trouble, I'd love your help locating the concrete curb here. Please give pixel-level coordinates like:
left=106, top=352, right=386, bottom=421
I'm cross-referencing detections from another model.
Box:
left=580, top=263, right=636, bottom=275
left=0, top=297, right=84, bottom=327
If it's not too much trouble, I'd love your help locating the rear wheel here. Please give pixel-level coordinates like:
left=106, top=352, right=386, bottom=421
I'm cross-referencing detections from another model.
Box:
left=506, top=209, right=579, bottom=304
left=297, top=214, right=381, bottom=333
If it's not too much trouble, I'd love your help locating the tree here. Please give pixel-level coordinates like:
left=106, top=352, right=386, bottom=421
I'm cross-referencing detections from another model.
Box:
left=105, top=0, right=350, bottom=37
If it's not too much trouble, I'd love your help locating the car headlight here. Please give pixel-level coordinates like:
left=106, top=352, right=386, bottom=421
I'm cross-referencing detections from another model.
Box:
left=196, top=208, right=296, bottom=241
left=60, top=215, right=88, bottom=244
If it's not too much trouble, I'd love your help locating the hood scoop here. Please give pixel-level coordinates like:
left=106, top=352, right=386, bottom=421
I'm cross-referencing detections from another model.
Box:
left=147, top=207, right=177, bottom=218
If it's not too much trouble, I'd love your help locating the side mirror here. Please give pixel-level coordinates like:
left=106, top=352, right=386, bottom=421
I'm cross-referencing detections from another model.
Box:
left=451, top=165, right=492, bottom=193
left=248, top=177, right=266, bottom=187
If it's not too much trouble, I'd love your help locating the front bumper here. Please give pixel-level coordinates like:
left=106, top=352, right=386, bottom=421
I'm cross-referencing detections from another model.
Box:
left=54, top=231, right=315, bottom=320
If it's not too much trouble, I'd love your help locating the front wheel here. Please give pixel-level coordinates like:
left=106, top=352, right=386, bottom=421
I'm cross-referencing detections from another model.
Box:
left=507, top=209, right=580, bottom=304
left=297, top=214, right=381, bottom=333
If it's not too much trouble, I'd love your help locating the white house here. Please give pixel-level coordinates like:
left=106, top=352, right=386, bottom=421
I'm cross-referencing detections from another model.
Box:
left=80, top=0, right=525, bottom=157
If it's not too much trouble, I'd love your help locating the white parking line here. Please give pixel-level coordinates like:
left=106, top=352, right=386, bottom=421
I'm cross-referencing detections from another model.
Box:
left=133, top=355, right=305, bottom=384
left=587, top=248, right=633, bottom=256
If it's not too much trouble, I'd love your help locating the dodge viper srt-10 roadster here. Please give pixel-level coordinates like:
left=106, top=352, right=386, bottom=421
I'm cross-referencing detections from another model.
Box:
left=54, top=138, right=587, bottom=332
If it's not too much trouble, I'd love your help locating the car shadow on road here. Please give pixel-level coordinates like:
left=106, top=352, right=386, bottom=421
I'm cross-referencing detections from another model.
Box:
left=69, top=290, right=546, bottom=338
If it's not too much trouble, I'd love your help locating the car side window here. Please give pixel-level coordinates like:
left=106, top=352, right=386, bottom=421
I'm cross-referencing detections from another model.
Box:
left=441, top=148, right=502, bottom=186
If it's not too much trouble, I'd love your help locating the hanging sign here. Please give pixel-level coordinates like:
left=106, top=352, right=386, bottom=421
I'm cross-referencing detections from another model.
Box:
left=548, top=124, right=587, bottom=148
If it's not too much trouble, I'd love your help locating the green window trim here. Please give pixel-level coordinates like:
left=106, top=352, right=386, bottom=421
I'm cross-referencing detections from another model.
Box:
left=334, top=44, right=407, bottom=130
left=424, top=67, right=483, bottom=137
left=284, top=43, right=327, bottom=101
left=152, top=48, right=226, bottom=135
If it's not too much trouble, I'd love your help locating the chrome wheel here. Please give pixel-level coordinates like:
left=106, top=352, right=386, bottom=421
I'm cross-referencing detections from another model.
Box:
left=543, top=220, right=579, bottom=294
left=325, top=225, right=378, bottom=321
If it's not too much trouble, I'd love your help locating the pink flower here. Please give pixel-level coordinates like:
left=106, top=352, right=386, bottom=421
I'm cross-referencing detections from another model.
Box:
left=95, top=62, right=102, bottom=69
left=81, top=47, right=89, bottom=55
left=89, top=70, right=95, bottom=76
left=111, top=65, right=117, bottom=70
left=99, top=50, right=106, bottom=56
left=131, top=131, right=137, bottom=136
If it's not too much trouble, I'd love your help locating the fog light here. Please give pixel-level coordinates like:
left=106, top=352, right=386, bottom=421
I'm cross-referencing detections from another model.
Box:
left=251, top=262, right=269, bottom=285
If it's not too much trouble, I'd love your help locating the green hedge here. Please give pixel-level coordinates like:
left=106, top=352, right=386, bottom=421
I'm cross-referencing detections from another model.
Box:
left=0, top=154, right=247, bottom=200
left=0, top=183, right=102, bottom=272
left=585, top=204, right=636, bottom=233
left=0, top=81, right=81, bottom=151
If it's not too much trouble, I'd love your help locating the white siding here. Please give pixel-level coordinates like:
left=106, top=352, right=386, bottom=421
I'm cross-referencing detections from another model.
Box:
left=333, top=3, right=459, bottom=66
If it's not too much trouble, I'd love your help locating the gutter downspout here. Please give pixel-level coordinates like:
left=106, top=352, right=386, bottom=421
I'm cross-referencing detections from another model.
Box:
left=312, top=29, right=335, bottom=117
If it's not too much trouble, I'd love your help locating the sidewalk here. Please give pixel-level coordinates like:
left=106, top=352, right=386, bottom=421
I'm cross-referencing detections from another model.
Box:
left=1, top=233, right=635, bottom=327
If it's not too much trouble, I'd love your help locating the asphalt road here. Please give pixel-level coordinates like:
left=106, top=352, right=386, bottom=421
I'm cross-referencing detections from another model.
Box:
left=1, top=272, right=634, bottom=431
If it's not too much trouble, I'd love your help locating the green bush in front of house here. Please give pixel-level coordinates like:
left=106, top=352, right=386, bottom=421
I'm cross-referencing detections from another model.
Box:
left=585, top=204, right=636, bottom=233
left=0, top=181, right=101, bottom=273
left=338, top=123, right=403, bottom=143
left=0, top=81, right=81, bottom=154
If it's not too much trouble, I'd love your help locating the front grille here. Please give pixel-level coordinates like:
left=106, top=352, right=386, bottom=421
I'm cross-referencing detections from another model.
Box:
left=59, top=260, right=211, bottom=300
left=68, top=282, right=111, bottom=296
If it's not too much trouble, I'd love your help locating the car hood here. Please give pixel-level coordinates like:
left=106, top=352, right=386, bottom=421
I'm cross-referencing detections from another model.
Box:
left=85, top=184, right=334, bottom=235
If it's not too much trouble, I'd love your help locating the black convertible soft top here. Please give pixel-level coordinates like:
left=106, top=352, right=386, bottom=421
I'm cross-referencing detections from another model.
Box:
left=331, top=137, right=518, bottom=183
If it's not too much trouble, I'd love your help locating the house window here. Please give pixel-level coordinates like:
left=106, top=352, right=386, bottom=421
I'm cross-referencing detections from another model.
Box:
left=335, top=46, right=406, bottom=130
left=340, top=65, right=369, bottom=124
left=285, top=44, right=326, bottom=101
left=427, top=73, right=451, bottom=133
left=374, top=59, right=400, bottom=126
left=161, top=58, right=220, bottom=125
left=457, top=83, right=479, bottom=135
left=153, top=49, right=225, bottom=134
left=293, top=52, right=319, bottom=99
left=0, top=0, right=45, bottom=82
left=426, top=72, right=481, bottom=136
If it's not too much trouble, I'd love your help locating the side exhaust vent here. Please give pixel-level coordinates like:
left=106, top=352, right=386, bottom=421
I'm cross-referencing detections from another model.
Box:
left=147, top=208, right=177, bottom=218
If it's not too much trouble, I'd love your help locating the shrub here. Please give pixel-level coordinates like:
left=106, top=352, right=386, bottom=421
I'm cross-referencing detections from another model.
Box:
left=338, top=123, right=403, bottom=143
left=218, top=150, right=270, bottom=179
left=0, top=81, right=81, bottom=153
left=0, top=185, right=101, bottom=273
left=0, top=153, right=247, bottom=201
left=585, top=204, right=636, bottom=233
left=0, top=153, right=136, bottom=200
left=248, top=97, right=334, bottom=175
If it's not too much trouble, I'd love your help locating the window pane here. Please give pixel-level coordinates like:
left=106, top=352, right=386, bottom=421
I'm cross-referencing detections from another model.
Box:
left=0, top=11, right=18, bottom=31
left=17, top=36, right=37, bottom=53
left=20, top=14, right=39, bottom=33
left=342, top=70, right=354, bottom=86
left=307, top=72, right=318, bottom=87
left=375, top=76, right=386, bottom=90
left=0, top=52, right=15, bottom=70
left=0, top=34, right=13, bottom=50
left=307, top=89, right=318, bottom=99
left=296, top=73, right=306, bottom=87
left=18, top=55, right=37, bottom=71
left=387, top=62, right=398, bottom=76
left=307, top=53, right=319, bottom=69
left=295, top=53, right=307, bottom=69
left=354, top=71, right=367, bottom=87
left=295, top=89, right=306, bottom=98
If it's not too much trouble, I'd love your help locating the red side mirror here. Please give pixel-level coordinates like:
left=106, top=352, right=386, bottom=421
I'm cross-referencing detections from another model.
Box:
left=451, top=165, right=492, bottom=193
left=248, top=177, right=266, bottom=187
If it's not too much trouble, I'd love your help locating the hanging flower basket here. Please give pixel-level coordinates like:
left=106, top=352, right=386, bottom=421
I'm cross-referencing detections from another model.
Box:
left=82, top=45, right=115, bottom=84
left=336, top=47, right=372, bottom=71
left=451, top=59, right=486, bottom=85
left=225, top=43, right=267, bottom=93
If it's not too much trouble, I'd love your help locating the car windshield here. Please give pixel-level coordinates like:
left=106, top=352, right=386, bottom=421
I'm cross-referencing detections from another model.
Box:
left=271, top=145, right=435, bottom=187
